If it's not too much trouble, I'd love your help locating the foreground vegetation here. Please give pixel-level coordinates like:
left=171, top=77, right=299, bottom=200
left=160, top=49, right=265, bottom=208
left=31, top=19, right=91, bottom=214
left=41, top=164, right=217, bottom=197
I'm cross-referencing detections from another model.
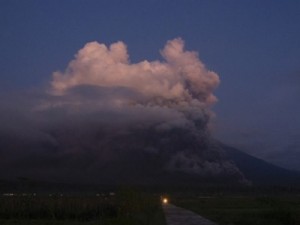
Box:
left=2, top=185, right=300, bottom=225
left=173, top=194, right=300, bottom=225
left=0, top=189, right=166, bottom=225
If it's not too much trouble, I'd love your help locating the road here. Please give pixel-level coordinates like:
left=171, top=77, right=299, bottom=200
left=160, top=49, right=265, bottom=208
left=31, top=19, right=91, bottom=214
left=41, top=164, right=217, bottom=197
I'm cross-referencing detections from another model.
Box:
left=163, top=204, right=218, bottom=225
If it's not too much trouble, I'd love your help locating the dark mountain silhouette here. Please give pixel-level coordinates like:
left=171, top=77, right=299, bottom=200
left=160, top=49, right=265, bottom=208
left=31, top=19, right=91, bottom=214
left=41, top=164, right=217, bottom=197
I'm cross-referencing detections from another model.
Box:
left=222, top=145, right=300, bottom=186
left=1, top=126, right=299, bottom=189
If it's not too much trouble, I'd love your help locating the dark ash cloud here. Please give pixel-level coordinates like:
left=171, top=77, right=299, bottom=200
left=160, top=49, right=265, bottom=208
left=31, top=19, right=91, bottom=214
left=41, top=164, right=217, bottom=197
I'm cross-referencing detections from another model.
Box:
left=0, top=38, right=248, bottom=184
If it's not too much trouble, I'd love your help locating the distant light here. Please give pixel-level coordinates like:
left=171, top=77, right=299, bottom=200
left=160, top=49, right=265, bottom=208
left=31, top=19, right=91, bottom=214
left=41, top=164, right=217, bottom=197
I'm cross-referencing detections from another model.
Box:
left=163, top=198, right=168, bottom=204
left=3, top=193, right=14, bottom=197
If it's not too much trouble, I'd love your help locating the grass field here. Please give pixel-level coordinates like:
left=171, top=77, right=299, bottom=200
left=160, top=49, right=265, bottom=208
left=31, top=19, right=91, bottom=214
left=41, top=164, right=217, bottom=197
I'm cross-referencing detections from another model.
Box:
left=2, top=187, right=300, bottom=225
left=173, top=194, right=300, bottom=225
left=0, top=189, right=166, bottom=225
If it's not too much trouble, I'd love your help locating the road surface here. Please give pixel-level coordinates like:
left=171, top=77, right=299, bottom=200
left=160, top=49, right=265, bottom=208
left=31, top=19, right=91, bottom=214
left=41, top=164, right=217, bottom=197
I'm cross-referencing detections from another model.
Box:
left=163, top=204, right=218, bottom=225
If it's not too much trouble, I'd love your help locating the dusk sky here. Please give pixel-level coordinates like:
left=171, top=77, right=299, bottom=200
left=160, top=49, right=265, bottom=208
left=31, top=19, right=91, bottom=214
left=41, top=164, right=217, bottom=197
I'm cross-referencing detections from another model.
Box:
left=1, top=0, right=300, bottom=172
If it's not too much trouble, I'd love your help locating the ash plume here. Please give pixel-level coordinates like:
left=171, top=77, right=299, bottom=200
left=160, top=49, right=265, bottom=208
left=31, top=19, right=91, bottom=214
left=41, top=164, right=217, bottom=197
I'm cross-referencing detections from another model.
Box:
left=48, top=38, right=220, bottom=133
left=52, top=38, right=219, bottom=105
left=0, top=38, right=247, bottom=184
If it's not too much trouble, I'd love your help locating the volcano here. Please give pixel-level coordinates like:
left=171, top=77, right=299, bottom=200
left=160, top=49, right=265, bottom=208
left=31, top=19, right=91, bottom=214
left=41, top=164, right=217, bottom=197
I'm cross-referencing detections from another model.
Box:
left=1, top=125, right=299, bottom=188
left=1, top=38, right=299, bottom=189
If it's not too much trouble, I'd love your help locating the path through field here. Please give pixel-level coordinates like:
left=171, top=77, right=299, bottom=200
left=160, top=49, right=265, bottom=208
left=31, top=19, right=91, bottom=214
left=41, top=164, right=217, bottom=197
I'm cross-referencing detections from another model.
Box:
left=163, top=204, right=218, bottom=225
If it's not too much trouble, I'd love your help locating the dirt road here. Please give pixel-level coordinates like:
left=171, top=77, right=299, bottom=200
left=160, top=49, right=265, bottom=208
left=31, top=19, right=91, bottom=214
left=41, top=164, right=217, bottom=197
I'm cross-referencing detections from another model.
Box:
left=163, top=204, right=218, bottom=225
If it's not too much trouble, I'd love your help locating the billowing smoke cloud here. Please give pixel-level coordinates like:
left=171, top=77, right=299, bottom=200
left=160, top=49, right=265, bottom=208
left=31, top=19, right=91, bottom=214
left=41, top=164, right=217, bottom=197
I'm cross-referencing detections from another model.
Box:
left=52, top=38, right=219, bottom=105
left=0, top=38, right=247, bottom=184
left=47, top=38, right=220, bottom=132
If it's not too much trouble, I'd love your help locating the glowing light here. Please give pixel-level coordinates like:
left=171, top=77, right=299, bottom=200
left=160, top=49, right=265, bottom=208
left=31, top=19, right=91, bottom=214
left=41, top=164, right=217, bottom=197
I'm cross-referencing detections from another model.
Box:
left=163, top=198, right=168, bottom=204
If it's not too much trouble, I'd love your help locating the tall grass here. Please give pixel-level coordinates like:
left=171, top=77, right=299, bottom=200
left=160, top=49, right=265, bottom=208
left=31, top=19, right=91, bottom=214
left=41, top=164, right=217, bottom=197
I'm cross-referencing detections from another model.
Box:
left=0, top=190, right=166, bottom=225
left=116, top=188, right=165, bottom=225
left=174, top=195, right=300, bottom=225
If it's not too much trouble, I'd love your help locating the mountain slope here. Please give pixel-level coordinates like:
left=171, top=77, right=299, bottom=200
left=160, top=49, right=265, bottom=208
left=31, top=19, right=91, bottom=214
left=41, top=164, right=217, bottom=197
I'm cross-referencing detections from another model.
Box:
left=223, top=145, right=300, bottom=185
left=1, top=125, right=300, bottom=187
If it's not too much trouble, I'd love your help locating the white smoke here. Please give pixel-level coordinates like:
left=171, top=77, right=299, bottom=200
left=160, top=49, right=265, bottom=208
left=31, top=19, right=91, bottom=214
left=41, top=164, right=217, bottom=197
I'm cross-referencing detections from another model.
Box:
left=1, top=38, right=241, bottom=183
left=51, top=38, right=219, bottom=109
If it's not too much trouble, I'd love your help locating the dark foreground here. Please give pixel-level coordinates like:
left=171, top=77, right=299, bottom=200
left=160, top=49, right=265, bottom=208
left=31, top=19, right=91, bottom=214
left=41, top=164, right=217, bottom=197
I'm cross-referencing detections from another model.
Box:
left=1, top=189, right=300, bottom=225
left=173, top=194, right=300, bottom=225
left=0, top=189, right=166, bottom=225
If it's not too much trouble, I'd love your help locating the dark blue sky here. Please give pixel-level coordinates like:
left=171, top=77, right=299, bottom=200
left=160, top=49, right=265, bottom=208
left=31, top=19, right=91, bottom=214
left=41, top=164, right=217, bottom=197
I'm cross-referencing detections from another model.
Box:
left=1, top=0, right=300, bottom=170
